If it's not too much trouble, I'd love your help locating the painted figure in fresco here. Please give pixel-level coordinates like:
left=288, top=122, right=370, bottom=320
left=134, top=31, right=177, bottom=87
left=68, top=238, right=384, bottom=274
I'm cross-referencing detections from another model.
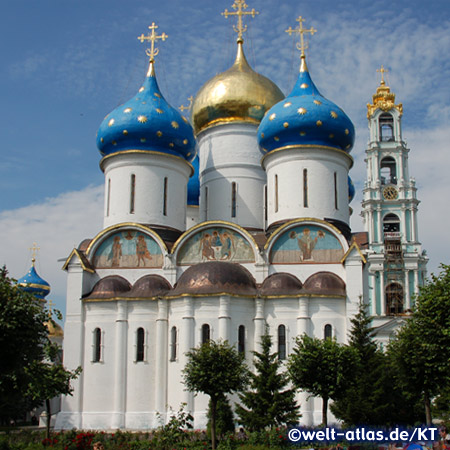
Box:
left=136, top=235, right=152, bottom=266
left=200, top=233, right=215, bottom=261
left=290, top=228, right=323, bottom=261
left=109, top=236, right=123, bottom=267
left=211, top=231, right=223, bottom=260
left=220, top=232, right=235, bottom=260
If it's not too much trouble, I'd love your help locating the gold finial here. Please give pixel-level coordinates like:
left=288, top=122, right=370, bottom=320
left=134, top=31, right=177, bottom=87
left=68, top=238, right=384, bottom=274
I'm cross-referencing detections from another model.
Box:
left=377, top=65, right=388, bottom=85
left=179, top=96, right=193, bottom=112
left=285, top=16, right=317, bottom=58
left=137, top=22, right=168, bottom=62
left=222, top=0, right=259, bottom=43
left=29, top=242, right=40, bottom=266
left=47, top=299, right=54, bottom=317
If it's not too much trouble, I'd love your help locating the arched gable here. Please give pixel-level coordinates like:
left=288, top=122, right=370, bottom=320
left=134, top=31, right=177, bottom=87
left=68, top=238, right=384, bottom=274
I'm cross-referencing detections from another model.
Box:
left=86, top=223, right=167, bottom=269
left=172, top=221, right=257, bottom=265
left=266, top=218, right=348, bottom=264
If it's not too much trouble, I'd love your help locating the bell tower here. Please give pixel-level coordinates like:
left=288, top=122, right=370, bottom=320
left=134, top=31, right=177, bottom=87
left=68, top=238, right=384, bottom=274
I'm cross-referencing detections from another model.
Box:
left=362, top=66, right=428, bottom=317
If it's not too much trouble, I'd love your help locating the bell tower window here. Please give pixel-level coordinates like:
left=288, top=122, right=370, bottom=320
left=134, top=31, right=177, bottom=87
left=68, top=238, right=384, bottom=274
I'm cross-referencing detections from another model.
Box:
left=379, top=113, right=394, bottom=142
left=386, top=282, right=404, bottom=315
left=383, top=213, right=400, bottom=233
left=380, top=157, right=397, bottom=185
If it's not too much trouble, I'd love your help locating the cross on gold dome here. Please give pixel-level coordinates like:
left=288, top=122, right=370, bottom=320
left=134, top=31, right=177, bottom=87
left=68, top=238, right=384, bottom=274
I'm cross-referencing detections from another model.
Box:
left=29, top=242, right=40, bottom=266
left=377, top=65, right=389, bottom=85
left=222, top=0, right=259, bottom=43
left=137, top=22, right=168, bottom=62
left=285, top=16, right=317, bottom=57
left=179, top=96, right=193, bottom=113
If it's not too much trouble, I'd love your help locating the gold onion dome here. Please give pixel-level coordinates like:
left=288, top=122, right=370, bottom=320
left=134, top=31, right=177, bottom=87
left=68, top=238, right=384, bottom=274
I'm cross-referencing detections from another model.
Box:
left=191, top=41, right=284, bottom=135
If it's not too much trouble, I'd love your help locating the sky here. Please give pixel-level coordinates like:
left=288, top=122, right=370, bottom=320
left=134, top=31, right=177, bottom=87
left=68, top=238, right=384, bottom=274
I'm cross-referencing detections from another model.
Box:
left=1, top=0, right=449, bottom=322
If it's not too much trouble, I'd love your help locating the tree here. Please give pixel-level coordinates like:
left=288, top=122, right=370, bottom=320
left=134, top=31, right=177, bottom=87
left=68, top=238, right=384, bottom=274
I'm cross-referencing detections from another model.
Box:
left=236, top=328, right=299, bottom=430
left=207, top=395, right=235, bottom=439
left=331, top=300, right=423, bottom=426
left=288, top=334, right=357, bottom=426
left=182, top=340, right=248, bottom=450
left=388, top=264, right=450, bottom=424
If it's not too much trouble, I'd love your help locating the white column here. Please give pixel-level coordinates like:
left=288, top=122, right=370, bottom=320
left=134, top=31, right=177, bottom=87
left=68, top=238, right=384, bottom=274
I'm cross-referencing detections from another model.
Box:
left=369, top=209, right=375, bottom=245
left=411, top=207, right=418, bottom=242
left=414, top=270, right=419, bottom=296
left=369, top=272, right=377, bottom=316
left=112, top=301, right=128, bottom=429
left=404, top=270, right=411, bottom=311
left=218, top=296, right=231, bottom=342
left=376, top=208, right=382, bottom=243
left=401, top=207, right=407, bottom=241
left=380, top=271, right=386, bottom=316
left=296, top=297, right=310, bottom=336
left=181, top=297, right=195, bottom=412
left=155, top=300, right=168, bottom=416
left=253, top=298, right=265, bottom=353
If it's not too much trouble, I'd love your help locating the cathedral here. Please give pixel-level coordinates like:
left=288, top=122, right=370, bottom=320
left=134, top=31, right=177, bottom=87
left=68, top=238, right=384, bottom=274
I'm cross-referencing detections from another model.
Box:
left=46, top=3, right=428, bottom=430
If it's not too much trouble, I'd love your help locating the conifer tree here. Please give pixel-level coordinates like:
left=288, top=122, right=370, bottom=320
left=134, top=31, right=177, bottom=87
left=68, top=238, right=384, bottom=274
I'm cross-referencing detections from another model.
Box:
left=236, top=328, right=300, bottom=431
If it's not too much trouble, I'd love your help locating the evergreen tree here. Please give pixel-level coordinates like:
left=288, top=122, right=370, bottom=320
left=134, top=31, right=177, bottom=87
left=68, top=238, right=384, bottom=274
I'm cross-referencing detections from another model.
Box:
left=236, top=328, right=300, bottom=431
left=207, top=395, right=235, bottom=440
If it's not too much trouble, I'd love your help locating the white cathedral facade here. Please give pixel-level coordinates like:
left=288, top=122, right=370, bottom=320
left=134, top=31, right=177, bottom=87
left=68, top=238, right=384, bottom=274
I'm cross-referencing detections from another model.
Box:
left=54, top=8, right=428, bottom=431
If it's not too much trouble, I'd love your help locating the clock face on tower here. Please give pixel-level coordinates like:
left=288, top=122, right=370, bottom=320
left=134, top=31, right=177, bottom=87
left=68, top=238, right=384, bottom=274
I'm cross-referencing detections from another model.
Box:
left=383, top=185, right=398, bottom=200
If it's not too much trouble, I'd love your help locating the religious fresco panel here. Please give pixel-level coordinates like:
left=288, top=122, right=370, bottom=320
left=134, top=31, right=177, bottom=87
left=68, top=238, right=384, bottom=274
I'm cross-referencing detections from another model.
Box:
left=177, top=227, right=255, bottom=265
left=270, top=224, right=344, bottom=264
left=93, top=230, right=163, bottom=268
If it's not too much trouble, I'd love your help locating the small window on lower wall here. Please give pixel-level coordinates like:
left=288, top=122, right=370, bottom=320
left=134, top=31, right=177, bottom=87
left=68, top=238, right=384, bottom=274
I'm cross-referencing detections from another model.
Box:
left=201, top=324, right=210, bottom=344
left=170, top=326, right=177, bottom=361
left=238, top=325, right=245, bottom=355
left=278, top=324, right=286, bottom=360
left=93, top=327, right=102, bottom=363
left=324, top=324, right=332, bottom=340
left=136, top=327, right=145, bottom=362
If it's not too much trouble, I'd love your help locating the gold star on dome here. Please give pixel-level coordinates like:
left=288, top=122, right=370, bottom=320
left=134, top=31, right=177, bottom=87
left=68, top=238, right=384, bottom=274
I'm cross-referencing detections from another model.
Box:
left=222, top=0, right=259, bottom=43
left=137, top=22, right=168, bottom=63
left=285, top=16, right=317, bottom=58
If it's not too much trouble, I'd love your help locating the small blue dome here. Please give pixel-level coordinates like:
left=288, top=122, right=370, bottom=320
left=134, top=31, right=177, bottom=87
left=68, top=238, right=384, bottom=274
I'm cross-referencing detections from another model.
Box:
left=188, top=155, right=200, bottom=206
left=97, top=62, right=196, bottom=162
left=17, top=264, right=50, bottom=300
left=258, top=57, right=355, bottom=155
left=348, top=176, right=355, bottom=202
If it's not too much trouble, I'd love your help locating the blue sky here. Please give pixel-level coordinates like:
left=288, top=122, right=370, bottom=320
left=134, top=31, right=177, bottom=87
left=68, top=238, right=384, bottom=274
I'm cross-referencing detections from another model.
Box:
left=1, top=0, right=449, bottom=320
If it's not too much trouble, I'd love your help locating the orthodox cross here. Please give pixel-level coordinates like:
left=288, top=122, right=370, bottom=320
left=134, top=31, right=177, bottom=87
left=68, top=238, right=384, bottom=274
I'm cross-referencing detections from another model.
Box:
left=222, top=0, right=259, bottom=42
left=377, top=65, right=388, bottom=85
left=30, top=242, right=40, bottom=265
left=285, top=16, right=317, bottom=57
left=137, top=22, right=168, bottom=62
left=179, top=96, right=194, bottom=113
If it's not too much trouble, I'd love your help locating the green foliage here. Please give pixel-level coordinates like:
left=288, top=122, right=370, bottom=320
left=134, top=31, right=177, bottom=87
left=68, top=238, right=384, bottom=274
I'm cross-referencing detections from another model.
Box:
left=0, top=266, right=53, bottom=421
left=433, top=383, right=450, bottom=422
left=155, top=403, right=194, bottom=449
left=207, top=395, right=235, bottom=440
left=388, top=264, right=450, bottom=424
left=183, top=340, right=248, bottom=449
left=288, top=334, right=357, bottom=426
left=236, top=329, right=299, bottom=431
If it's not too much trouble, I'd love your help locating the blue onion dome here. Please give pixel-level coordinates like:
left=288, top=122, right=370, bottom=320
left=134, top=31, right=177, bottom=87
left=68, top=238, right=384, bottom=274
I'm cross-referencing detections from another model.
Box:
left=187, top=154, right=200, bottom=206
left=258, top=56, right=355, bottom=155
left=191, top=40, right=284, bottom=135
left=97, top=61, right=196, bottom=162
left=17, top=259, right=50, bottom=300
left=348, top=176, right=355, bottom=202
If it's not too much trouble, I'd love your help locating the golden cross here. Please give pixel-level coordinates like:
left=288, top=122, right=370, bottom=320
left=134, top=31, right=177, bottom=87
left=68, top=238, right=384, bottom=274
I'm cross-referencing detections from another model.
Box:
left=179, top=96, right=193, bottom=112
left=377, top=65, right=389, bottom=85
left=137, top=22, right=168, bottom=62
left=222, top=0, right=259, bottom=42
left=29, top=242, right=40, bottom=265
left=285, top=16, right=317, bottom=57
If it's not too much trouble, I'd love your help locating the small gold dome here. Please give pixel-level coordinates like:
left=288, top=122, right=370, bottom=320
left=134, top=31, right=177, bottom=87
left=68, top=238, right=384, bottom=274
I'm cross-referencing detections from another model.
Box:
left=191, top=41, right=284, bottom=134
left=45, top=320, right=64, bottom=338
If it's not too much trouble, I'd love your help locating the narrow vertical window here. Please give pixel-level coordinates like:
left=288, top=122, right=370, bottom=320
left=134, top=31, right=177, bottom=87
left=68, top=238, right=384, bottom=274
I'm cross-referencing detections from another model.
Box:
left=275, top=174, right=279, bottom=213
left=204, top=187, right=208, bottom=221
left=238, top=325, right=245, bottom=355
left=106, top=179, right=111, bottom=217
left=170, top=326, right=177, bottom=361
left=93, top=327, right=102, bottom=363
left=278, top=324, right=286, bottom=360
left=334, top=172, right=338, bottom=210
left=201, top=324, right=210, bottom=344
left=163, top=177, right=168, bottom=216
left=264, top=185, right=268, bottom=224
left=136, top=327, right=145, bottom=362
left=324, top=324, right=332, bottom=340
left=303, top=169, right=308, bottom=208
left=130, top=174, right=136, bottom=214
left=231, top=182, right=237, bottom=218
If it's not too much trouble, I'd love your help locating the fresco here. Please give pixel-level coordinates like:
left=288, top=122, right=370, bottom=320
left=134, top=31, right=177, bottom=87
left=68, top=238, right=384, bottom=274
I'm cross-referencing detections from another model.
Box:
left=177, top=227, right=255, bottom=264
left=93, top=230, right=163, bottom=268
left=270, top=224, right=344, bottom=264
